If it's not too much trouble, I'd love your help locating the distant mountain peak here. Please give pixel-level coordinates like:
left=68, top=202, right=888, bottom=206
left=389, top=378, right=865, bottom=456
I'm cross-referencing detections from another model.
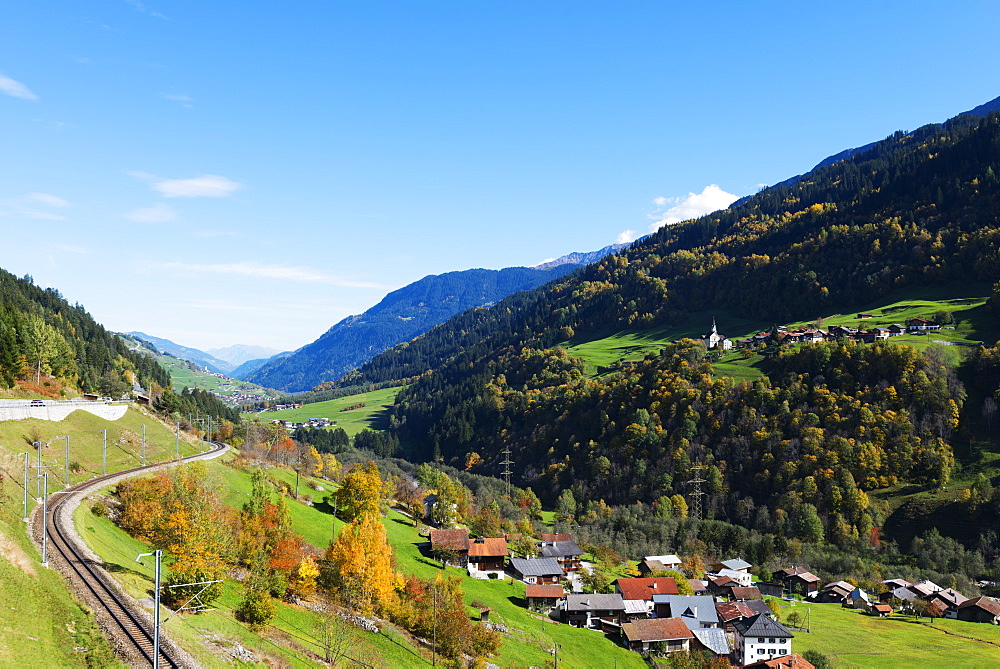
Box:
left=534, top=243, right=630, bottom=271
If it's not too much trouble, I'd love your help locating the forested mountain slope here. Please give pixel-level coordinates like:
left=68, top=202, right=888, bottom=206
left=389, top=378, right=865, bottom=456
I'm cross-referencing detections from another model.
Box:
left=0, top=269, right=168, bottom=395
left=346, top=108, right=1000, bottom=548
left=246, top=265, right=581, bottom=392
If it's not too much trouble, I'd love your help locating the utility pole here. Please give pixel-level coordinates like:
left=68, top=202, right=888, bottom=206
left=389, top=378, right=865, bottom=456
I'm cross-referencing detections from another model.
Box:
left=101, top=429, right=107, bottom=476
left=141, top=424, right=146, bottom=466
left=175, top=422, right=180, bottom=460
left=40, top=473, right=48, bottom=566
left=500, top=445, right=513, bottom=498
left=688, top=464, right=706, bottom=520
left=136, top=550, right=162, bottom=669
left=18, top=452, right=29, bottom=521
left=35, top=441, right=43, bottom=497
left=62, top=436, right=69, bottom=487
left=432, top=583, right=437, bottom=667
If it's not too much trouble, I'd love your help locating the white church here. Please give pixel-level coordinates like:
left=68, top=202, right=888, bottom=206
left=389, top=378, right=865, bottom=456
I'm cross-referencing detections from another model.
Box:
left=701, top=318, right=733, bottom=351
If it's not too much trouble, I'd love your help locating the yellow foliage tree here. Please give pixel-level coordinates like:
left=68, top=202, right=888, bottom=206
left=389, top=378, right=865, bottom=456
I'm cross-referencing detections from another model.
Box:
left=335, top=461, right=387, bottom=521
left=324, top=513, right=398, bottom=616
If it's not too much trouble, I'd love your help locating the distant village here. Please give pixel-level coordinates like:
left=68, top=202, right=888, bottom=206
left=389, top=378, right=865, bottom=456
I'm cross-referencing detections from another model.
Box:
left=423, top=522, right=1000, bottom=667
left=693, top=315, right=959, bottom=353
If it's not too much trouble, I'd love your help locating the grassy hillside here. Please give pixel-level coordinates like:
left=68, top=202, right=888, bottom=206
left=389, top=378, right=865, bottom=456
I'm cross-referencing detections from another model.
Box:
left=251, top=386, right=403, bottom=436
left=0, top=406, right=205, bottom=667
left=74, top=455, right=645, bottom=667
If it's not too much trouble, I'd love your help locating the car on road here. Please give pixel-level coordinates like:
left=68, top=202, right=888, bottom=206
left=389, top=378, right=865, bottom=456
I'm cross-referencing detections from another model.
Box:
left=30, top=399, right=45, bottom=406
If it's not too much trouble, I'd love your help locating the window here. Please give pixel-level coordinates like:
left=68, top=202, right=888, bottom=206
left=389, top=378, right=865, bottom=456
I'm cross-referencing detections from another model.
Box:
left=780, top=638, right=787, bottom=643
left=768, top=638, right=775, bottom=643
left=780, top=650, right=787, bottom=655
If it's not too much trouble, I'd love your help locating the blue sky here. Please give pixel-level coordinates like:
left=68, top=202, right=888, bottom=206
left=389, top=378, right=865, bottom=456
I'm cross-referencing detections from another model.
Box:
left=2, top=1, right=999, bottom=352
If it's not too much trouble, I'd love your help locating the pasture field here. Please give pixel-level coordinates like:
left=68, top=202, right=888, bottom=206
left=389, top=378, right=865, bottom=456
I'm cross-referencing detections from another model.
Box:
left=250, top=386, right=403, bottom=436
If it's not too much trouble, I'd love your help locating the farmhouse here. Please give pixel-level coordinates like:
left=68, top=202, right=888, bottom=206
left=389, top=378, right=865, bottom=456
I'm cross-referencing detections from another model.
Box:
left=733, top=613, right=795, bottom=666
left=525, top=583, right=564, bottom=613
left=509, top=557, right=563, bottom=584
left=563, top=593, right=626, bottom=629
left=467, top=537, right=507, bottom=576
left=615, top=577, right=679, bottom=615
left=956, top=596, right=1000, bottom=624
left=621, top=617, right=694, bottom=654
left=539, top=539, right=584, bottom=572
left=428, top=528, right=469, bottom=567
left=652, top=595, right=721, bottom=629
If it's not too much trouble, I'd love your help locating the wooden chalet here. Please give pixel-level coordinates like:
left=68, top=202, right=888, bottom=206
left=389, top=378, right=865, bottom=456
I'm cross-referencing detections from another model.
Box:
left=716, top=601, right=755, bottom=632
left=539, top=539, right=584, bottom=572
left=525, top=583, right=564, bottom=613
left=563, top=593, right=626, bottom=629
left=428, top=528, right=469, bottom=567
left=509, top=557, right=563, bottom=584
left=778, top=567, right=820, bottom=595
left=620, top=617, right=693, bottom=654
left=467, top=537, right=507, bottom=574
left=729, top=586, right=763, bottom=602
left=956, top=596, right=1000, bottom=624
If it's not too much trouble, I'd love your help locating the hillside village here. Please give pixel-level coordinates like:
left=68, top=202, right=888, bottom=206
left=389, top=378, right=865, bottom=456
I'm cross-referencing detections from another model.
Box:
left=421, top=510, right=1000, bottom=666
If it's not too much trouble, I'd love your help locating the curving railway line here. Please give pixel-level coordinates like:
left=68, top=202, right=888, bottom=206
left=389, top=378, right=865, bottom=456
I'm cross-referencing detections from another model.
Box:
left=39, top=440, right=228, bottom=668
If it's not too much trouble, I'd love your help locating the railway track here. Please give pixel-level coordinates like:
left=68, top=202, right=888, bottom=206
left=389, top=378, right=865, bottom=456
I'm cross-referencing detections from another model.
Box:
left=41, top=440, right=228, bottom=668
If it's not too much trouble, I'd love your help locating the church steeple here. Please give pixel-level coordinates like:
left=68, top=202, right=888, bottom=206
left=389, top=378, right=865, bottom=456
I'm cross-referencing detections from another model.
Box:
left=711, top=317, right=718, bottom=334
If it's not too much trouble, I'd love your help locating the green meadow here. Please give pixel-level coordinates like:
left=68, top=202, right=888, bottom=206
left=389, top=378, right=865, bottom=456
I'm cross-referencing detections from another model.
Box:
left=250, top=386, right=403, bottom=436
left=775, top=599, right=1000, bottom=667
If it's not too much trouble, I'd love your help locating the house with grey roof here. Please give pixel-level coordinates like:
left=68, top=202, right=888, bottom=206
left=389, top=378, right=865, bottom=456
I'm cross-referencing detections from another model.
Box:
left=692, top=627, right=730, bottom=656
left=732, top=613, right=794, bottom=666
left=563, top=593, right=626, bottom=629
left=509, top=557, right=564, bottom=584
left=540, top=540, right=584, bottom=572
left=652, top=595, right=721, bottom=630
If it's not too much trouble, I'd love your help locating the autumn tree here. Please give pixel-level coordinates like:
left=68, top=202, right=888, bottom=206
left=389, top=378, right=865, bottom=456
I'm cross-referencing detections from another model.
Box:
left=335, top=461, right=388, bottom=522
left=321, top=513, right=398, bottom=616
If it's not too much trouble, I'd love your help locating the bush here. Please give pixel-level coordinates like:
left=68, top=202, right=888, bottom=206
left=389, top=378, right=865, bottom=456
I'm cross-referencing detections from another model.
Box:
left=487, top=572, right=498, bottom=580
left=235, top=588, right=276, bottom=629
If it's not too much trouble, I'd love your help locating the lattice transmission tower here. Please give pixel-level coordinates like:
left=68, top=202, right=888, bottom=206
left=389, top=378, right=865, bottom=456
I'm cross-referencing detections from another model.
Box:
left=687, top=464, right=707, bottom=520
left=500, top=445, right=514, bottom=498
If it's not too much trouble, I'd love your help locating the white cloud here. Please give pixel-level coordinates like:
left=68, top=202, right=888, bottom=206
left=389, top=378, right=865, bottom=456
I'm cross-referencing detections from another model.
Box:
left=0, top=192, right=69, bottom=220
left=27, top=192, right=70, bottom=207
left=162, top=93, right=193, bottom=108
left=0, top=74, right=38, bottom=101
left=125, top=202, right=176, bottom=223
left=153, top=260, right=389, bottom=288
left=130, top=171, right=244, bottom=198
left=616, top=229, right=638, bottom=244
left=648, top=184, right=739, bottom=232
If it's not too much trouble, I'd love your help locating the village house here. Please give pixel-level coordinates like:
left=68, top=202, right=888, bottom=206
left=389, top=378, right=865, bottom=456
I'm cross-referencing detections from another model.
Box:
left=709, top=558, right=752, bottom=575
left=509, top=557, right=563, bottom=584
left=907, top=317, right=940, bottom=331
left=867, top=602, right=893, bottom=617
left=716, top=601, right=756, bottom=632
left=716, top=567, right=753, bottom=587
left=428, top=528, right=469, bottom=567
left=615, top=577, right=679, bottom=615
left=814, top=580, right=854, bottom=604
left=639, top=554, right=683, bottom=572
left=525, top=583, right=564, bottom=613
left=652, top=595, right=721, bottom=629
left=707, top=574, right=740, bottom=597
left=732, top=613, right=795, bottom=666
left=620, top=617, right=694, bottom=654
left=744, top=653, right=816, bottom=669
left=928, top=588, right=969, bottom=618
left=688, top=579, right=710, bottom=595
left=844, top=587, right=870, bottom=610
left=729, top=586, right=763, bottom=602
left=467, top=537, right=507, bottom=577
left=539, top=539, right=584, bottom=572
left=563, top=593, right=626, bottom=629
left=691, top=627, right=731, bottom=657
left=956, top=596, right=1000, bottom=624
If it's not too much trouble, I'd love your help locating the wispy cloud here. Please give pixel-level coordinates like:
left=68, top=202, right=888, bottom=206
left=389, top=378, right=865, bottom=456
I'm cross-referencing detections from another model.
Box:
left=27, top=192, right=70, bottom=208
left=0, top=192, right=70, bottom=220
left=0, top=74, right=38, bottom=101
left=153, top=260, right=389, bottom=288
left=648, top=184, right=738, bottom=232
left=49, top=243, right=88, bottom=254
left=129, top=171, right=244, bottom=198
left=125, top=202, right=176, bottom=223
left=162, top=93, right=193, bottom=108
left=125, top=0, right=168, bottom=20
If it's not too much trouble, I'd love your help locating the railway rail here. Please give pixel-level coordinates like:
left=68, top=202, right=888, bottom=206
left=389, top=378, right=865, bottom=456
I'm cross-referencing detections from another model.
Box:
left=39, top=439, right=228, bottom=668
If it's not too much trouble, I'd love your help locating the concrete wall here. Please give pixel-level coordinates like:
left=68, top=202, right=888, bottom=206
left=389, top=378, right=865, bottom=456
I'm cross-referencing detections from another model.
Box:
left=0, top=400, right=129, bottom=422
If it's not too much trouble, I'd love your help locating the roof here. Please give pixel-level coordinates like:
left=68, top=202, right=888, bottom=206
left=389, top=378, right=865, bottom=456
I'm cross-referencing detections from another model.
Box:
left=639, top=559, right=666, bottom=572
left=525, top=584, right=564, bottom=599
left=692, top=627, right=730, bottom=655
left=565, top=593, right=625, bottom=612
left=710, top=575, right=737, bottom=588
left=510, top=557, right=563, bottom=577
left=744, top=653, right=815, bottom=669
left=621, top=617, right=694, bottom=643
left=652, top=595, right=720, bottom=630
left=824, top=580, right=854, bottom=591
left=872, top=604, right=892, bottom=613
left=689, top=579, right=709, bottom=593
left=882, top=578, right=912, bottom=589
left=539, top=540, right=583, bottom=558
left=742, top=599, right=774, bottom=617
left=909, top=580, right=942, bottom=597
left=623, top=599, right=648, bottom=615
left=931, top=588, right=969, bottom=607
left=539, top=533, right=572, bottom=542
left=428, top=528, right=469, bottom=552
left=733, top=613, right=794, bottom=639
left=718, top=568, right=749, bottom=581
left=645, top=554, right=682, bottom=565
left=958, top=596, right=1000, bottom=616
left=717, top=558, right=752, bottom=571
left=716, top=601, right=754, bottom=623
left=730, top=586, right=762, bottom=600
left=616, top=577, right=679, bottom=601
left=467, top=537, right=508, bottom=557
left=781, top=568, right=820, bottom=583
